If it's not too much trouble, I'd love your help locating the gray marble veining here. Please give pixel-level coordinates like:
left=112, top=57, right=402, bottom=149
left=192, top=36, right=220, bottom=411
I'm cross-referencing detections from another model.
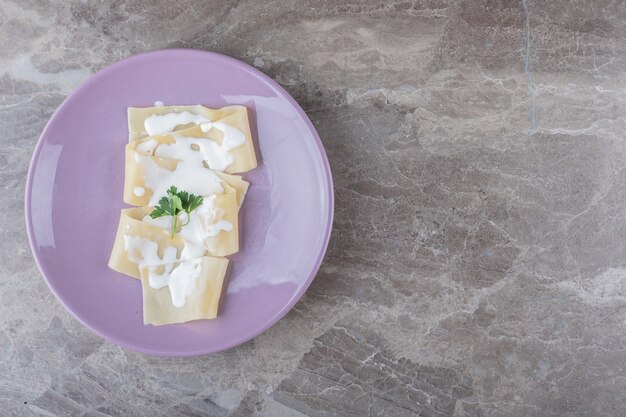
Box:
left=1, top=1, right=626, bottom=416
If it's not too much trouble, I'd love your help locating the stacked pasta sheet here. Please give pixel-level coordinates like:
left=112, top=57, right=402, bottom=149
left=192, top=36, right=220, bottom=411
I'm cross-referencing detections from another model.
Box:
left=108, top=104, right=257, bottom=325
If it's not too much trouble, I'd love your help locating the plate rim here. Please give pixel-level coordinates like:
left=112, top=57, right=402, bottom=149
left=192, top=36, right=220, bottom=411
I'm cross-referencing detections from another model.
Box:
left=24, top=48, right=334, bottom=356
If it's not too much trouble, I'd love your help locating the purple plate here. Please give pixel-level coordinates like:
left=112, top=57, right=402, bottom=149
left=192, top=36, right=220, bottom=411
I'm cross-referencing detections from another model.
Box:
left=25, top=49, right=333, bottom=356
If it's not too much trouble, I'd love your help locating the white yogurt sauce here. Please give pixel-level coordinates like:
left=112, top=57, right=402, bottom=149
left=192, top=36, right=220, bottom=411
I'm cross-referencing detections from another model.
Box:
left=123, top=234, right=205, bottom=307
left=179, top=240, right=206, bottom=259
left=135, top=151, right=224, bottom=206
left=206, top=220, right=234, bottom=237
left=137, top=114, right=246, bottom=172
left=144, top=111, right=209, bottom=135
left=155, top=135, right=230, bottom=171
left=201, top=121, right=246, bottom=152
left=148, top=258, right=202, bottom=308
left=123, top=235, right=177, bottom=266
left=123, top=234, right=205, bottom=267
left=150, top=121, right=246, bottom=171
left=136, top=139, right=157, bottom=155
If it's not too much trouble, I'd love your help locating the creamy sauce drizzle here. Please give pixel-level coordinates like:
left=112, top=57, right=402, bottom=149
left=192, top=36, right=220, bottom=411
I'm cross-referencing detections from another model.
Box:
left=135, top=152, right=224, bottom=206
left=123, top=235, right=177, bottom=266
left=206, top=220, right=234, bottom=237
left=144, top=111, right=209, bottom=135
left=148, top=258, right=202, bottom=308
left=138, top=121, right=246, bottom=172
left=157, top=135, right=230, bottom=171
left=123, top=234, right=205, bottom=307
left=136, top=139, right=157, bottom=154
left=201, top=121, right=246, bottom=152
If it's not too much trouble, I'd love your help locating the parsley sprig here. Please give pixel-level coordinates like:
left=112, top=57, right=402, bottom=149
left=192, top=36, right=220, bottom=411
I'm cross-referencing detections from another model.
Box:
left=150, top=186, right=204, bottom=238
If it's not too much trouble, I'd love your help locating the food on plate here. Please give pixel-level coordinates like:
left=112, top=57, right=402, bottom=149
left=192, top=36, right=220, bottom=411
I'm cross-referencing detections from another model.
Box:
left=141, top=256, right=228, bottom=325
left=108, top=207, right=201, bottom=279
left=143, top=185, right=240, bottom=257
left=122, top=146, right=249, bottom=210
left=127, top=104, right=257, bottom=174
left=109, top=103, right=257, bottom=325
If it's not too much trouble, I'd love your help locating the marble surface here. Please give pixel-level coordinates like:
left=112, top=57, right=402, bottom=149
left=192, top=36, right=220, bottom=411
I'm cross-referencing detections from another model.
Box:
left=2, top=0, right=626, bottom=416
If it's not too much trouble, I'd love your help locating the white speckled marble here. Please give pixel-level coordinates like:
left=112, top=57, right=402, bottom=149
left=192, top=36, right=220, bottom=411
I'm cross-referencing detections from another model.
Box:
left=2, top=1, right=626, bottom=416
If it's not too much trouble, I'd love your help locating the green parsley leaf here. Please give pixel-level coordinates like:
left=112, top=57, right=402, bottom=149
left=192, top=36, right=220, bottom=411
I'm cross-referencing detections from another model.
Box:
left=149, top=186, right=204, bottom=238
left=187, top=195, right=204, bottom=214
